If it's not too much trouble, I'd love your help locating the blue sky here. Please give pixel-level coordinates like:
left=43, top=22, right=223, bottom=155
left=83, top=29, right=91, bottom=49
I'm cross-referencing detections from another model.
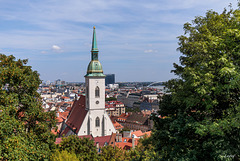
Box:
left=0, top=0, right=238, bottom=82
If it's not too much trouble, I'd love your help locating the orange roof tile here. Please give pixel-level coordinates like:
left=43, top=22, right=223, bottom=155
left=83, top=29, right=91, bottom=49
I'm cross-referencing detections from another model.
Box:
left=141, top=131, right=151, bottom=137
left=94, top=135, right=112, bottom=147
left=55, top=135, right=93, bottom=144
left=131, top=130, right=144, bottom=137
left=113, top=121, right=124, bottom=130
left=115, top=137, right=139, bottom=150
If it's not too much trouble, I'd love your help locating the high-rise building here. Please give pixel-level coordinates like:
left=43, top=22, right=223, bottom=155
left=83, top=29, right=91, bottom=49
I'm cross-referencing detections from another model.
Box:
left=105, top=74, right=115, bottom=85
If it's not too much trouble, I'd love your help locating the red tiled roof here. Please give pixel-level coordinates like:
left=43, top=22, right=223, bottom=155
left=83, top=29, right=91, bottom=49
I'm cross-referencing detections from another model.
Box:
left=131, top=130, right=144, bottom=137
left=141, top=131, right=151, bottom=137
left=94, top=135, right=111, bottom=147
left=55, top=135, right=93, bottom=144
left=59, top=111, right=69, bottom=119
left=115, top=137, right=139, bottom=150
left=118, top=113, right=130, bottom=118
left=113, top=121, right=124, bottom=130
left=61, top=95, right=87, bottom=135
left=105, top=101, right=124, bottom=108
left=55, top=137, right=62, bottom=144
left=51, top=129, right=59, bottom=135
left=56, top=116, right=64, bottom=123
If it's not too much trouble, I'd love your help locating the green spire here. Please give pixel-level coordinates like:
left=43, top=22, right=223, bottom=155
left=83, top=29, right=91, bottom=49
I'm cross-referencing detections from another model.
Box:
left=85, top=26, right=105, bottom=77
left=91, top=26, right=98, bottom=52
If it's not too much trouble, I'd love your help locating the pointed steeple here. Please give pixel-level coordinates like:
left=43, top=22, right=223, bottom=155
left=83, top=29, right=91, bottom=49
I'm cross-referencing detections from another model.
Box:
left=85, top=27, right=105, bottom=77
left=91, top=26, right=98, bottom=52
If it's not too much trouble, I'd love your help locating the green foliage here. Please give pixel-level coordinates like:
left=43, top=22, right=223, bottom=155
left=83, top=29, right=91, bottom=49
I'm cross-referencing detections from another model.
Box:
left=125, top=107, right=141, bottom=112
left=51, top=150, right=79, bottom=161
left=59, top=135, right=99, bottom=161
left=99, top=145, right=128, bottom=161
left=119, top=127, right=130, bottom=134
left=152, top=6, right=240, bottom=160
left=98, top=138, right=158, bottom=161
left=106, top=97, right=117, bottom=101
left=0, top=54, right=57, bottom=160
left=129, top=137, right=158, bottom=161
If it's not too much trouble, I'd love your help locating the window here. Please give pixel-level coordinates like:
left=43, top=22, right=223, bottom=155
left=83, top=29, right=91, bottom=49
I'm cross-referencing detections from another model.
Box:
left=95, top=86, right=100, bottom=98
left=95, top=117, right=100, bottom=127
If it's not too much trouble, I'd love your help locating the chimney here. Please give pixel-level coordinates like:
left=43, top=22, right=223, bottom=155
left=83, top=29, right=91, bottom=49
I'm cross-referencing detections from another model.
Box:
left=96, top=142, right=100, bottom=153
left=132, top=134, right=135, bottom=149
left=119, top=133, right=122, bottom=142
left=116, top=132, right=122, bottom=142
left=116, top=132, right=119, bottom=142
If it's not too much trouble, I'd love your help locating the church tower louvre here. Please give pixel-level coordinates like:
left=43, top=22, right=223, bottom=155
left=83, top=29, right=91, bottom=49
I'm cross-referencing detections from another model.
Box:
left=61, top=27, right=116, bottom=138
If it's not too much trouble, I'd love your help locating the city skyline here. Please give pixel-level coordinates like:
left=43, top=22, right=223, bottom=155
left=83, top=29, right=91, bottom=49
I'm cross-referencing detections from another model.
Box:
left=0, top=0, right=238, bottom=82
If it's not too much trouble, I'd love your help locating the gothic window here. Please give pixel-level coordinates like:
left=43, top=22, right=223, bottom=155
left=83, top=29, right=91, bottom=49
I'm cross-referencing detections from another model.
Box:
left=95, top=117, right=100, bottom=127
left=95, top=86, right=100, bottom=98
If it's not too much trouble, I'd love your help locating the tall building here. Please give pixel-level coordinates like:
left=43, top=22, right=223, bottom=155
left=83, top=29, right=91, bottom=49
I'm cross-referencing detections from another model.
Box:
left=61, top=27, right=116, bottom=137
left=105, top=74, right=115, bottom=85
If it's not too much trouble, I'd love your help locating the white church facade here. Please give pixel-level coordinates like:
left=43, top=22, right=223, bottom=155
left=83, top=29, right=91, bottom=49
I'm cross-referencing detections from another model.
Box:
left=61, top=27, right=116, bottom=137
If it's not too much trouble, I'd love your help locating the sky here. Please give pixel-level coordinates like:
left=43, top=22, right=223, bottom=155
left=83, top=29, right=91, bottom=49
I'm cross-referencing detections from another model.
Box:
left=0, top=0, right=238, bottom=82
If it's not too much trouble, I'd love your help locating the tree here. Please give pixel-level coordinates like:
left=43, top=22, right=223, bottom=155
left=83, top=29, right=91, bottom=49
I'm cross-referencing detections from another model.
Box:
left=0, top=54, right=56, bottom=160
left=51, top=150, right=79, bottom=161
left=129, top=136, right=158, bottom=161
left=152, top=4, right=240, bottom=160
left=59, top=135, right=99, bottom=160
left=99, top=145, right=127, bottom=161
left=105, top=97, right=117, bottom=101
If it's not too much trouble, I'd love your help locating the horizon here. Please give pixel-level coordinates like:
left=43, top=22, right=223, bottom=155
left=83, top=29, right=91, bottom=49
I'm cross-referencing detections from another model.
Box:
left=0, top=0, right=238, bottom=82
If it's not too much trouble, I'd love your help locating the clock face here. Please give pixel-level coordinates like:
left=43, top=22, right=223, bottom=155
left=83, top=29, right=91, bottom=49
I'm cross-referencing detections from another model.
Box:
left=96, top=101, right=99, bottom=104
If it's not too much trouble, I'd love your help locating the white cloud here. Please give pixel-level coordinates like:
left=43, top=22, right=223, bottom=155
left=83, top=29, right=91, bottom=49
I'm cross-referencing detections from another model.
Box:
left=144, top=49, right=153, bottom=53
left=0, top=0, right=238, bottom=81
left=144, top=49, right=158, bottom=53
left=52, top=45, right=62, bottom=52
left=41, top=51, right=47, bottom=54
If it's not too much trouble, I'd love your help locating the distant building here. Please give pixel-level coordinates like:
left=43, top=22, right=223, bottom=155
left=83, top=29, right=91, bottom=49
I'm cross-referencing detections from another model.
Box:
left=105, top=101, right=125, bottom=116
left=107, top=84, right=119, bottom=89
left=105, top=74, right=115, bottom=85
left=117, top=92, right=141, bottom=108
left=116, top=112, right=152, bottom=132
left=54, top=79, right=66, bottom=86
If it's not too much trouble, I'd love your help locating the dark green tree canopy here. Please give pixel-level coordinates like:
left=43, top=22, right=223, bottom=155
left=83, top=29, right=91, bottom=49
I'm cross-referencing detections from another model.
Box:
left=152, top=5, right=240, bottom=160
left=59, top=135, right=99, bottom=161
left=0, top=54, right=56, bottom=160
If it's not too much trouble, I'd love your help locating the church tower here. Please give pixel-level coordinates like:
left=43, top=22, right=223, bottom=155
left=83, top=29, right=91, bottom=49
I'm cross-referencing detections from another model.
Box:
left=61, top=27, right=116, bottom=137
left=80, top=27, right=116, bottom=137
left=85, top=26, right=105, bottom=111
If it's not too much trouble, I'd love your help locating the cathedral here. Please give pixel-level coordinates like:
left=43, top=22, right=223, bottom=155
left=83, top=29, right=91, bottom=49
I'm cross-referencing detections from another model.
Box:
left=61, top=27, right=116, bottom=137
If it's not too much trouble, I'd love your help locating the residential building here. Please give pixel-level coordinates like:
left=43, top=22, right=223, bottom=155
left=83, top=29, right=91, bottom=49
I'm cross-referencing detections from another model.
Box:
left=105, top=101, right=125, bottom=116
left=117, top=92, right=141, bottom=108
left=116, top=112, right=152, bottom=132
